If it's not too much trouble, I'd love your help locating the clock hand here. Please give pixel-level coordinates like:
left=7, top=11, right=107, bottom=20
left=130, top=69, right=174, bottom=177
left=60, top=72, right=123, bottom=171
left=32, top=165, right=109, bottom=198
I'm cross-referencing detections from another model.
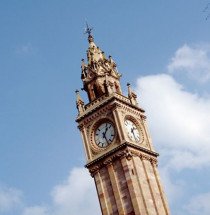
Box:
left=102, top=132, right=109, bottom=145
left=131, top=128, right=137, bottom=141
left=104, top=135, right=109, bottom=145
left=104, top=127, right=108, bottom=135
left=102, top=132, right=105, bottom=138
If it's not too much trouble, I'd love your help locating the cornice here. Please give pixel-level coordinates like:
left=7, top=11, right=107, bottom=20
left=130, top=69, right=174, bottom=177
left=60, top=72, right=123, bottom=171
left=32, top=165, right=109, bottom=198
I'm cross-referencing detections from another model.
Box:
left=76, top=93, right=145, bottom=123
left=85, top=141, right=159, bottom=170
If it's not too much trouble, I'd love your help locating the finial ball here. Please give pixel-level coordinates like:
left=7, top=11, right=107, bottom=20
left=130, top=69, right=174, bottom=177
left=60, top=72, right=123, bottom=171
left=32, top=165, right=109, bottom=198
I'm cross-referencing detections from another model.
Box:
left=88, top=35, right=94, bottom=43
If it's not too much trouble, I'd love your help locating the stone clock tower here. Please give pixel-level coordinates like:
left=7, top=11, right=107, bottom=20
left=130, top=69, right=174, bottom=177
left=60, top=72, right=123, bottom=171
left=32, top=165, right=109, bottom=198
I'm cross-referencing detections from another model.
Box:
left=75, top=30, right=171, bottom=215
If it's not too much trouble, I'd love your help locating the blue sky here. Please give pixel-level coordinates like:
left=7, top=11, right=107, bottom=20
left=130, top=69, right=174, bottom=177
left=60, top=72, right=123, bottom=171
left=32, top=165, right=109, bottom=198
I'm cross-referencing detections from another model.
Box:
left=1, top=0, right=210, bottom=214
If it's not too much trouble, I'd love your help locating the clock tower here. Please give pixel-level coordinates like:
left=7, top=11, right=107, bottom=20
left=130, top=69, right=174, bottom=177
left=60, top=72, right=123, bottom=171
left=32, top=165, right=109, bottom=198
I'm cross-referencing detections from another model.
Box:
left=75, top=30, right=171, bottom=215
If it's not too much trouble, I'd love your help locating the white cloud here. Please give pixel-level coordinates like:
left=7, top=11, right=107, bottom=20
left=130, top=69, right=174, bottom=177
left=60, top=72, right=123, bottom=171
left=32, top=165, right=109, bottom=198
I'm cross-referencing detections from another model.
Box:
left=159, top=167, right=183, bottom=204
left=184, top=192, right=210, bottom=215
left=0, top=168, right=100, bottom=215
left=136, top=74, right=210, bottom=171
left=135, top=73, right=210, bottom=206
left=3, top=43, right=210, bottom=215
left=17, top=73, right=210, bottom=215
left=168, top=44, right=210, bottom=82
left=0, top=185, right=23, bottom=212
left=51, top=167, right=100, bottom=215
left=22, top=206, right=49, bottom=215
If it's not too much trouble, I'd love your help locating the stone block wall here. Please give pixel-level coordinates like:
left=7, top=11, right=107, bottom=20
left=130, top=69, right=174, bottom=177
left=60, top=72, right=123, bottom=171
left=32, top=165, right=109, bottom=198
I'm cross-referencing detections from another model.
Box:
left=93, top=152, right=170, bottom=215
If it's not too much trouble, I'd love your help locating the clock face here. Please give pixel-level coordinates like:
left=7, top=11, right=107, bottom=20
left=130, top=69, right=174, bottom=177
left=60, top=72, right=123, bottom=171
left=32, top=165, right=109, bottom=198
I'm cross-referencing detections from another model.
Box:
left=95, top=123, right=115, bottom=148
left=124, top=119, right=140, bottom=143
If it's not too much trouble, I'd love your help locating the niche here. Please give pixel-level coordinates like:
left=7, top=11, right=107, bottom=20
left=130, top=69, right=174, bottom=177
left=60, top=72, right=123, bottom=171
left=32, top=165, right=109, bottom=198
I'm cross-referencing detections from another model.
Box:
left=103, top=81, right=108, bottom=94
left=115, top=82, right=121, bottom=94
left=93, top=84, right=99, bottom=98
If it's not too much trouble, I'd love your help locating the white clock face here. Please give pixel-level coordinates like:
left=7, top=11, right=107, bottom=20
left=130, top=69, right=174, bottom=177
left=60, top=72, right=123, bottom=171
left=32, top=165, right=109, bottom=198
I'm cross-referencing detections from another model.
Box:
left=124, top=119, right=140, bottom=143
left=95, top=123, right=115, bottom=148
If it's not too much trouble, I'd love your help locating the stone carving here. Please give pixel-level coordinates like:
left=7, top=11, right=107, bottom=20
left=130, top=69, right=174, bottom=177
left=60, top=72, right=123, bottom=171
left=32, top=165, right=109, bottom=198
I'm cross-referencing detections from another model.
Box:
left=88, top=147, right=158, bottom=176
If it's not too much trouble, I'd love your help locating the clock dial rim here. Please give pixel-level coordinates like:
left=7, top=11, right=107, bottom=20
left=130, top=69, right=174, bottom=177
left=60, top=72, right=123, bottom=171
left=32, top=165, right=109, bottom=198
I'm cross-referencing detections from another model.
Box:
left=94, top=122, right=115, bottom=148
left=124, top=118, right=141, bottom=143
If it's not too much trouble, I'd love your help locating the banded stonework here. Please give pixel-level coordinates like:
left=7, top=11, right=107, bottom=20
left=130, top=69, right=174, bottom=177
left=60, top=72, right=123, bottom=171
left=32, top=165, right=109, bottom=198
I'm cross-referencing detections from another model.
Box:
left=76, top=32, right=171, bottom=215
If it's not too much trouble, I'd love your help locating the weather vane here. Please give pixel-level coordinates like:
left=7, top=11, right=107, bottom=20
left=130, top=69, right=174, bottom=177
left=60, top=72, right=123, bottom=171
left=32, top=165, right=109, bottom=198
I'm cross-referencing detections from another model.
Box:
left=84, top=20, right=94, bottom=37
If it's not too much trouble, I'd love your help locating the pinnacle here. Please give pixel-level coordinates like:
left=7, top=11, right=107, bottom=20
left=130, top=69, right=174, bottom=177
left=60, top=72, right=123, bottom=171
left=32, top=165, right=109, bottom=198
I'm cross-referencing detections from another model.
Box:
left=76, top=89, right=84, bottom=103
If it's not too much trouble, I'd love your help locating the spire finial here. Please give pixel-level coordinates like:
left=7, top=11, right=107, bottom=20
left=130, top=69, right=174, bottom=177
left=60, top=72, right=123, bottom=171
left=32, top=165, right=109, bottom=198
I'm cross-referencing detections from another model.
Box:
left=76, top=89, right=84, bottom=103
left=84, top=20, right=94, bottom=41
left=75, top=89, right=85, bottom=114
left=127, top=83, right=139, bottom=106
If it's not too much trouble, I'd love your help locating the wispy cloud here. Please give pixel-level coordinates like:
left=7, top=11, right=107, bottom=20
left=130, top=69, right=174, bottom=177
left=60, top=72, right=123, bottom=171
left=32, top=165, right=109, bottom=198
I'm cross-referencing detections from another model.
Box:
left=4, top=43, right=210, bottom=215
left=0, top=185, right=23, bottom=212
left=0, top=168, right=100, bottom=215
left=22, top=206, right=49, bottom=215
left=16, top=43, right=31, bottom=55
left=184, top=192, right=210, bottom=215
left=51, top=167, right=100, bottom=215
left=24, top=168, right=100, bottom=215
left=168, top=44, right=210, bottom=82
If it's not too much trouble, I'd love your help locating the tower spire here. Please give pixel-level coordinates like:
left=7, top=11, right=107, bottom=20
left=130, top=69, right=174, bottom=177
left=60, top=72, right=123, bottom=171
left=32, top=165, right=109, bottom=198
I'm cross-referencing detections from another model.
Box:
left=81, top=27, right=122, bottom=102
left=76, top=32, right=171, bottom=215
